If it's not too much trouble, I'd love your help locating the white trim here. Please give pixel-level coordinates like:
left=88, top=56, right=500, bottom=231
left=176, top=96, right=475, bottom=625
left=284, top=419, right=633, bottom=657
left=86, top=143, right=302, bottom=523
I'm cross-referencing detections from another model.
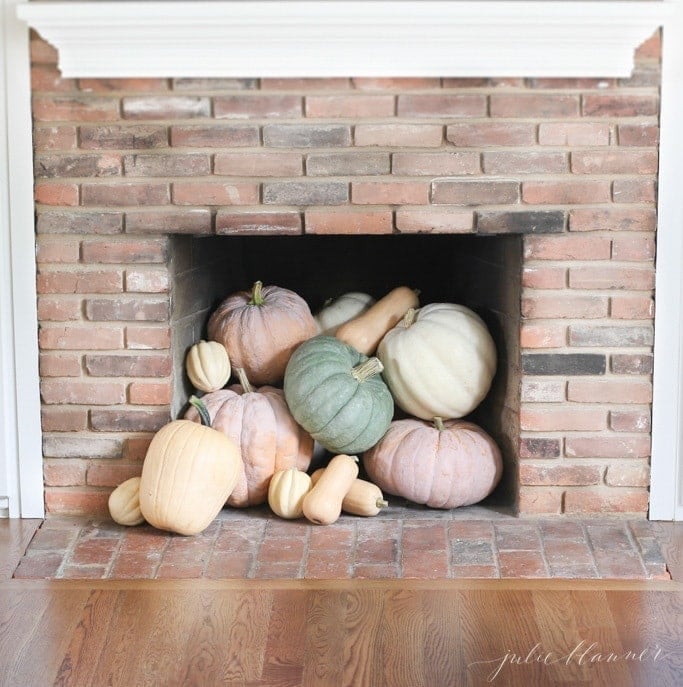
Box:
left=16, top=1, right=669, bottom=78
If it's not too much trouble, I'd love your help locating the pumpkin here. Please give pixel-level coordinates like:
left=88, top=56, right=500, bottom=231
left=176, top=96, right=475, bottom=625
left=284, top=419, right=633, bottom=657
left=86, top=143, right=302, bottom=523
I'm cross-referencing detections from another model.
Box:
left=207, top=280, right=317, bottom=386
left=310, top=468, right=388, bottom=517
left=314, top=292, right=376, bottom=336
left=283, top=335, right=394, bottom=454
left=335, top=286, right=419, bottom=355
left=302, top=454, right=359, bottom=525
left=108, top=476, right=145, bottom=526
left=185, top=368, right=313, bottom=508
left=185, top=340, right=231, bottom=393
left=268, top=467, right=312, bottom=519
left=377, top=303, right=497, bottom=420
left=363, top=417, right=502, bottom=509
left=139, top=400, right=241, bottom=535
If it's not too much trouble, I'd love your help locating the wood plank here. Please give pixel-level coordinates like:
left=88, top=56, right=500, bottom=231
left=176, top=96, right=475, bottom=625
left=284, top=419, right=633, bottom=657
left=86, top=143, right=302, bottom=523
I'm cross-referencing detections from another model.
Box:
left=0, top=519, right=40, bottom=579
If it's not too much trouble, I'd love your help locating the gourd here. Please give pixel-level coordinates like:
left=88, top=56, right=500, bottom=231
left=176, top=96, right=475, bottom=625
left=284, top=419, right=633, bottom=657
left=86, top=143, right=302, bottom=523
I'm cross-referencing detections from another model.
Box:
left=108, top=476, right=145, bottom=526
left=207, top=280, right=317, bottom=386
left=185, top=340, right=231, bottom=393
left=185, top=368, right=313, bottom=507
left=283, top=335, right=394, bottom=454
left=310, top=468, right=388, bottom=517
left=363, top=417, right=502, bottom=509
left=378, top=303, right=497, bottom=420
left=335, top=286, right=418, bottom=355
left=314, top=292, right=375, bottom=336
left=267, top=467, right=312, bottom=519
left=139, top=399, right=241, bottom=535
left=302, top=454, right=359, bottom=525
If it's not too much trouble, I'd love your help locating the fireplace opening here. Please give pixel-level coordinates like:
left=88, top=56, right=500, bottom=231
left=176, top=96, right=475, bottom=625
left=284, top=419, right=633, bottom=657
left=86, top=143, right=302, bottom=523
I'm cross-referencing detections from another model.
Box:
left=168, top=232, right=522, bottom=511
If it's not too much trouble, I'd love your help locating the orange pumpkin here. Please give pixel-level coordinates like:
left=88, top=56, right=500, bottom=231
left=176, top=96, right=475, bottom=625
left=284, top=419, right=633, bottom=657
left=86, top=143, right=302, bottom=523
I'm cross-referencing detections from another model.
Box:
left=185, top=368, right=313, bottom=507
left=207, top=280, right=317, bottom=386
left=363, top=417, right=502, bottom=509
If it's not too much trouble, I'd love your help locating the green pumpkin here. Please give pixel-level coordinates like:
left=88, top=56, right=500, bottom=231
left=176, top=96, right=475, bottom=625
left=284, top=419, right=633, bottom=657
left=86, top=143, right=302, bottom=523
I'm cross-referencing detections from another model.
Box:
left=284, top=336, right=394, bottom=454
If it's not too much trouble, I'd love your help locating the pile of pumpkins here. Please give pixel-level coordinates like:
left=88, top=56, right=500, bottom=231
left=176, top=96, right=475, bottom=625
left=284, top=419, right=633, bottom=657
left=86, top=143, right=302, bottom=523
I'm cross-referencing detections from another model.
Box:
left=108, top=281, right=502, bottom=536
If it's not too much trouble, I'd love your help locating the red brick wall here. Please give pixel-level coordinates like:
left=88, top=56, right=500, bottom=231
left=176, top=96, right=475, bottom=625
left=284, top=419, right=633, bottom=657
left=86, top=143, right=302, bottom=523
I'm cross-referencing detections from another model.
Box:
left=31, top=31, right=660, bottom=517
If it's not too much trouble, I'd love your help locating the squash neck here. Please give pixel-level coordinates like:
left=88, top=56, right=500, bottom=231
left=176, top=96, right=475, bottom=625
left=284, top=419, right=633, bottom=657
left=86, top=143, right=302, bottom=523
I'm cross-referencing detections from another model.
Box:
left=249, top=280, right=265, bottom=306
left=351, top=357, right=384, bottom=382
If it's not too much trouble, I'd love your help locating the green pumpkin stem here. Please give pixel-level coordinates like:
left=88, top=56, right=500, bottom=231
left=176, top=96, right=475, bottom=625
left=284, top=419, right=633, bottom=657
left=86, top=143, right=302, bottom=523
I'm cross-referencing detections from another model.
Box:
left=249, top=280, right=265, bottom=306
left=351, top=357, right=384, bottom=382
left=189, top=395, right=212, bottom=427
left=433, top=416, right=446, bottom=432
left=401, top=308, right=417, bottom=327
left=235, top=367, right=254, bottom=394
left=377, top=498, right=389, bottom=509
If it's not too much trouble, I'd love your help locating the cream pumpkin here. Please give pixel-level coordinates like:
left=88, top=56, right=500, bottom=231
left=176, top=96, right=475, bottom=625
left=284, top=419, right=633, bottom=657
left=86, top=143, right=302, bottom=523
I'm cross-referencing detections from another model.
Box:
left=314, top=292, right=375, bottom=336
left=268, top=468, right=312, bottom=519
left=108, top=476, right=145, bottom=526
left=185, top=340, right=231, bottom=393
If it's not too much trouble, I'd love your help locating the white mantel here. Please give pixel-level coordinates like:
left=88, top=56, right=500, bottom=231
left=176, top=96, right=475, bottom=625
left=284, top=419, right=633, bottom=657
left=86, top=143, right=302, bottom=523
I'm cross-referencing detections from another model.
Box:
left=3, top=0, right=682, bottom=519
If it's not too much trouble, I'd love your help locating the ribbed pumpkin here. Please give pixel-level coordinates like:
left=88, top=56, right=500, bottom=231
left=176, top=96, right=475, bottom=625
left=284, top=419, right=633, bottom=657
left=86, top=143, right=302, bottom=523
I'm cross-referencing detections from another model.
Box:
left=363, top=417, right=502, bottom=509
left=108, top=476, right=145, bottom=526
left=314, top=292, right=375, bottom=336
left=283, top=335, right=394, bottom=454
left=185, top=340, right=231, bottom=393
left=139, top=404, right=241, bottom=535
left=378, top=303, right=497, bottom=420
left=207, top=280, right=317, bottom=386
left=185, top=368, right=313, bottom=507
left=268, top=467, right=312, bottom=519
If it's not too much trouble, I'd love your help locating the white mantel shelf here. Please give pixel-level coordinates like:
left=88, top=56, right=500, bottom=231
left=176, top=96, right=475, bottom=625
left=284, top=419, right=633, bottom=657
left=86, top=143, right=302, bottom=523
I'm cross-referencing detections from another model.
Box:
left=17, top=1, right=671, bottom=78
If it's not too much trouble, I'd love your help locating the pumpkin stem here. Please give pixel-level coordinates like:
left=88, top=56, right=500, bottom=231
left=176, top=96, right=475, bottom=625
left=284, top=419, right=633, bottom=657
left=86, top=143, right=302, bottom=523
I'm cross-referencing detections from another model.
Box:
left=189, top=395, right=212, bottom=427
left=249, top=280, right=265, bottom=306
left=235, top=367, right=254, bottom=394
left=401, top=308, right=417, bottom=328
left=433, top=416, right=446, bottom=432
left=377, top=498, right=389, bottom=509
left=351, top=357, right=384, bottom=382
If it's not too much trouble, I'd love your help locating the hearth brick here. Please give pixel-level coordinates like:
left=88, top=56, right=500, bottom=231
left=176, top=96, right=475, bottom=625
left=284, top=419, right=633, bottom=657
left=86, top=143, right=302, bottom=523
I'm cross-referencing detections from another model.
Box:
left=521, top=353, right=606, bottom=376
left=304, top=208, right=393, bottom=234
left=216, top=210, right=302, bottom=235
left=477, top=210, right=564, bottom=234
left=395, top=207, right=474, bottom=233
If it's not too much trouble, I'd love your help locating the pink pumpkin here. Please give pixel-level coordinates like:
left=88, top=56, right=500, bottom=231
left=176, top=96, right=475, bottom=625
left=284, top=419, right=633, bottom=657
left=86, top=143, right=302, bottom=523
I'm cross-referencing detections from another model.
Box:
left=185, top=369, right=313, bottom=507
left=363, top=417, right=502, bottom=509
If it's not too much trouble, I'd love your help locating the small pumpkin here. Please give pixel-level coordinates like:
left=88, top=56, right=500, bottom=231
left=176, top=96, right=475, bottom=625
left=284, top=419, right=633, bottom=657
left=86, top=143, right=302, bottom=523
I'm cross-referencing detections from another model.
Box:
left=207, top=280, right=317, bottom=386
left=185, top=340, right=231, bottom=393
left=108, top=476, right=145, bottom=526
left=268, top=467, right=312, bottom=519
left=302, top=454, right=359, bottom=525
left=284, top=335, right=394, bottom=454
left=363, top=417, right=502, bottom=509
left=314, top=292, right=376, bottom=336
left=310, top=468, right=388, bottom=517
left=139, top=400, right=241, bottom=535
left=185, top=368, right=313, bottom=508
left=378, top=303, right=497, bottom=420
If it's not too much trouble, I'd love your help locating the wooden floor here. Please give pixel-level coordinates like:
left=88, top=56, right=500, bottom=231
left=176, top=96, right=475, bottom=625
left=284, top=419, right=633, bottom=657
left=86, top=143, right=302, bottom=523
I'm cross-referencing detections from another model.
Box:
left=2, top=521, right=682, bottom=687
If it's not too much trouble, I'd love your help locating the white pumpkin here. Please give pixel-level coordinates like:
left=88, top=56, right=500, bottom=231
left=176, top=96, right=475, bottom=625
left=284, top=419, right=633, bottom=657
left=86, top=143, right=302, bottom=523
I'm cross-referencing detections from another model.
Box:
left=185, top=340, right=231, bottom=393
left=314, top=292, right=376, bottom=336
left=268, top=467, right=312, bottom=519
left=377, top=303, right=497, bottom=420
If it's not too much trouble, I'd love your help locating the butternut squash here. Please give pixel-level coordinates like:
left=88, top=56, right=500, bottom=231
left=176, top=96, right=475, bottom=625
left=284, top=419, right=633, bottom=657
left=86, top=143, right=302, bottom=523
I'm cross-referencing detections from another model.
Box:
left=335, top=286, right=419, bottom=355
left=311, top=468, right=388, bottom=517
left=302, top=454, right=359, bottom=525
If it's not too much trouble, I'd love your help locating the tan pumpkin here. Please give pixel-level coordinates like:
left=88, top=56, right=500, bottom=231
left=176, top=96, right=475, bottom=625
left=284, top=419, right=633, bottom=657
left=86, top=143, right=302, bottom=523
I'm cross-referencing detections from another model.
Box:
left=185, top=368, right=314, bottom=508
left=185, top=340, right=231, bottom=393
left=363, top=417, right=502, bottom=509
left=139, top=403, right=241, bottom=535
left=302, top=454, right=359, bottom=525
left=268, top=468, right=312, bottom=519
left=207, top=280, right=317, bottom=386
left=310, top=468, right=388, bottom=517
left=108, top=476, right=145, bottom=526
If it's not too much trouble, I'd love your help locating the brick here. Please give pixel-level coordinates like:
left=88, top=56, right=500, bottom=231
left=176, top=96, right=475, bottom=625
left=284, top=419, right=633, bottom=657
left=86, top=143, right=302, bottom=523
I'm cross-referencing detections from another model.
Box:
left=41, top=379, right=126, bottom=405
left=263, top=181, right=348, bottom=205
left=522, top=295, right=608, bottom=319
left=34, top=126, right=78, bottom=151
left=31, top=37, right=58, bottom=64
left=33, top=95, right=120, bottom=122
left=392, top=152, right=480, bottom=176
left=611, top=235, right=656, bottom=261
left=567, top=379, right=652, bottom=404
left=80, top=124, right=168, bottom=149
left=36, top=237, right=81, bottom=263
left=522, top=353, right=606, bottom=376
left=85, top=297, right=169, bottom=322
left=395, top=207, right=474, bottom=233
left=125, top=209, right=212, bottom=234
left=569, top=208, right=656, bottom=233
left=354, top=124, right=442, bottom=147
left=44, top=460, right=88, bottom=487
left=172, top=77, right=257, bottom=91
left=81, top=238, right=168, bottom=264
left=305, top=95, right=394, bottom=117
left=490, top=94, right=579, bottom=117
left=39, top=352, right=82, bottom=377
left=564, top=487, right=649, bottom=515
left=565, top=436, right=651, bottom=459
left=170, top=125, right=259, bottom=147
left=538, top=122, right=610, bottom=146
left=262, top=77, right=351, bottom=90
left=214, top=94, right=301, bottom=118
left=611, top=296, right=655, bottom=320
left=521, top=180, right=611, bottom=204
left=214, top=152, right=303, bottom=177
left=216, top=210, right=302, bottom=235
left=582, top=94, right=658, bottom=117
left=86, top=462, right=141, bottom=488
left=128, top=381, right=173, bottom=405
left=123, top=435, right=155, bottom=461
left=520, top=407, right=607, bottom=431
left=13, top=552, right=65, bottom=578
left=125, top=326, right=171, bottom=350
left=90, top=409, right=170, bottom=432
left=477, top=210, right=563, bottom=234
left=530, top=77, right=615, bottom=89
left=41, top=407, right=88, bottom=432
left=125, top=269, right=169, bottom=293
left=263, top=124, right=351, bottom=148
left=80, top=78, right=170, bottom=93
left=497, top=550, right=548, bottom=578
left=304, top=208, right=392, bottom=234
left=618, top=124, right=659, bottom=147
left=37, top=269, right=123, bottom=294
left=610, top=409, right=651, bottom=433
left=483, top=152, right=568, bottom=175
left=402, top=550, right=449, bottom=578
left=38, top=296, right=82, bottom=321
left=520, top=379, right=566, bottom=402
left=519, top=437, right=562, bottom=459
left=172, top=181, right=259, bottom=205
left=81, top=182, right=170, bottom=207
left=520, top=463, right=603, bottom=486
left=569, top=265, right=655, bottom=290
left=352, top=180, right=429, bottom=205
left=612, top=179, right=656, bottom=203
left=397, top=94, right=486, bottom=117
left=432, top=180, right=519, bottom=206
left=42, top=435, right=123, bottom=459
left=122, top=96, right=210, bottom=119
left=605, top=462, right=650, bottom=488
left=571, top=150, right=658, bottom=175
left=520, top=321, right=567, bottom=347
left=39, top=325, right=124, bottom=350
left=35, top=153, right=122, bottom=178
left=517, top=487, right=564, bottom=515
left=85, top=353, right=172, bottom=377
left=611, top=353, right=653, bottom=376
left=635, top=30, right=661, bottom=59
left=123, top=153, right=211, bottom=177
left=446, top=122, right=536, bottom=147
left=621, top=66, right=661, bottom=89
left=37, top=210, right=123, bottom=235
left=352, top=77, right=440, bottom=90
left=521, top=267, right=566, bottom=289
left=569, top=325, right=653, bottom=347
left=32, top=64, right=76, bottom=92
left=35, top=183, right=79, bottom=206
left=306, top=152, right=389, bottom=176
